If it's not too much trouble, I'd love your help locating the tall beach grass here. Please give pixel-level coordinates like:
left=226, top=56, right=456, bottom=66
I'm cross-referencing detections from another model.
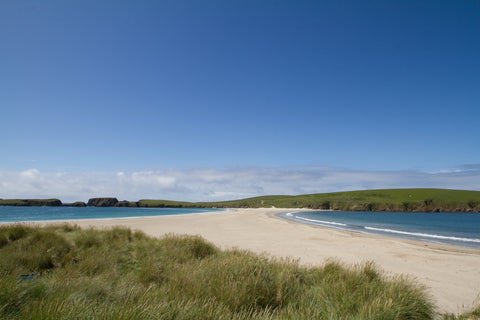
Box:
left=0, top=224, right=477, bottom=319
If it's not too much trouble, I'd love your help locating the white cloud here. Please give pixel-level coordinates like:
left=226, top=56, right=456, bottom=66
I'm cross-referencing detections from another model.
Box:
left=0, top=165, right=479, bottom=203
left=19, top=168, right=40, bottom=179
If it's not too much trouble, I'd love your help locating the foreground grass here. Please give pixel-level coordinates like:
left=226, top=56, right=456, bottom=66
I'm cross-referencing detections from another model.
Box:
left=0, top=224, right=477, bottom=319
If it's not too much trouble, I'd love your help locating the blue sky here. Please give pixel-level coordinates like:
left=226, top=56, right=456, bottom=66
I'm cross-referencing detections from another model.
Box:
left=1, top=1, right=479, bottom=201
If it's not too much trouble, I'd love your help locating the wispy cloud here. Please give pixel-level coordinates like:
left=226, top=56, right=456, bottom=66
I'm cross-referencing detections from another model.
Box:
left=1, top=166, right=479, bottom=203
left=459, top=164, right=480, bottom=171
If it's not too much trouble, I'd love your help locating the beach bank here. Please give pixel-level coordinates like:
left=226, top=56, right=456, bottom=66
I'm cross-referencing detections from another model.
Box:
left=42, top=208, right=480, bottom=314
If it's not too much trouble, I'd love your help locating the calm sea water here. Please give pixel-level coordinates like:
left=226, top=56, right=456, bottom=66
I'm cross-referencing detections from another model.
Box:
left=278, top=211, right=480, bottom=248
left=0, top=206, right=224, bottom=223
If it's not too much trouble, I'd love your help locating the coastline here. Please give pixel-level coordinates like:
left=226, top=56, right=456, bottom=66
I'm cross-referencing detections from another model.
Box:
left=40, top=208, right=480, bottom=314
left=276, top=210, right=480, bottom=250
left=0, top=207, right=229, bottom=225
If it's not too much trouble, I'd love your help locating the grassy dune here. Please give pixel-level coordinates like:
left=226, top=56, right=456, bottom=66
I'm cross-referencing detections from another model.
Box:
left=138, top=189, right=480, bottom=212
left=0, top=224, right=478, bottom=319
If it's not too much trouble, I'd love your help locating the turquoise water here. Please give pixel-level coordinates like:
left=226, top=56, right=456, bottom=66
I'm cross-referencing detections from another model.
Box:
left=278, top=211, right=480, bottom=248
left=0, top=206, right=224, bottom=223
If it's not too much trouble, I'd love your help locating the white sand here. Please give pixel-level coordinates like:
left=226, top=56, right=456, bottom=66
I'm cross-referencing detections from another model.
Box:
left=43, top=208, right=480, bottom=314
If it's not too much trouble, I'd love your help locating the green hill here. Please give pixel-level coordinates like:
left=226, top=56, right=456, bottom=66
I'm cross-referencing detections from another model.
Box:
left=139, top=189, right=480, bottom=212
left=0, top=199, right=62, bottom=207
left=1, top=189, right=479, bottom=212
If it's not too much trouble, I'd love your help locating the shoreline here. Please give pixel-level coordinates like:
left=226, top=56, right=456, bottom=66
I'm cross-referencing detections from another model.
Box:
left=0, top=208, right=230, bottom=225
left=36, top=208, right=480, bottom=314
left=275, top=210, right=480, bottom=251
left=273, top=210, right=480, bottom=255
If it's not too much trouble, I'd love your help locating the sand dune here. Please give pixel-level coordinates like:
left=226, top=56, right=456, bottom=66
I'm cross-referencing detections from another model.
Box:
left=44, top=208, right=480, bottom=314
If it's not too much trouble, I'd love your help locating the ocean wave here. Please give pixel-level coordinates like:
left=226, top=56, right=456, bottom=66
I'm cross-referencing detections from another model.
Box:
left=279, top=212, right=480, bottom=248
left=364, top=226, right=480, bottom=243
left=294, top=215, right=347, bottom=227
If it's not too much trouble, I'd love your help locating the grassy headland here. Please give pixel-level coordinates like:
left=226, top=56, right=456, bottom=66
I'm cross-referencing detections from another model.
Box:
left=3, top=223, right=478, bottom=319
left=135, top=189, right=480, bottom=212
left=1, top=189, right=480, bottom=212
left=0, top=199, right=62, bottom=207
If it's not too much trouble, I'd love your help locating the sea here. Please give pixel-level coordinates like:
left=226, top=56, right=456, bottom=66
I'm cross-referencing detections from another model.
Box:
left=0, top=206, right=224, bottom=224
left=1, top=207, right=479, bottom=249
left=278, top=210, right=480, bottom=249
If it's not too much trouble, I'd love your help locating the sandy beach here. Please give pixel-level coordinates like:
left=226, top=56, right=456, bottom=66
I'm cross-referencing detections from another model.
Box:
left=44, top=208, right=480, bottom=314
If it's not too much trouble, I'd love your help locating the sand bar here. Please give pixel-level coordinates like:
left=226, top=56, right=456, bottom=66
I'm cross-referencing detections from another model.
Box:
left=42, top=208, right=480, bottom=314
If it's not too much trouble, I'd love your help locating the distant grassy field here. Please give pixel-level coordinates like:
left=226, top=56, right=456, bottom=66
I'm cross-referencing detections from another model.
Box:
left=0, top=199, right=62, bottom=207
left=2, top=224, right=478, bottom=319
left=135, top=189, right=480, bottom=212
left=1, top=189, right=479, bottom=212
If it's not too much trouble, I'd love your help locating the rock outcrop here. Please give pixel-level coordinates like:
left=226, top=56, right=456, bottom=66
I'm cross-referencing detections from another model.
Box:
left=87, top=198, right=119, bottom=207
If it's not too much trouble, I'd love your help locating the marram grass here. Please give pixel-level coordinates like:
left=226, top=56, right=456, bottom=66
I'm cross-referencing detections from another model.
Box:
left=0, top=224, right=477, bottom=319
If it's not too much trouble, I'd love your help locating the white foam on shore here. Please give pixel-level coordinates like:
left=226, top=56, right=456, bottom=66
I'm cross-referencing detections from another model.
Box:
left=365, top=226, right=480, bottom=243
left=282, top=212, right=480, bottom=246
left=294, top=215, right=347, bottom=227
